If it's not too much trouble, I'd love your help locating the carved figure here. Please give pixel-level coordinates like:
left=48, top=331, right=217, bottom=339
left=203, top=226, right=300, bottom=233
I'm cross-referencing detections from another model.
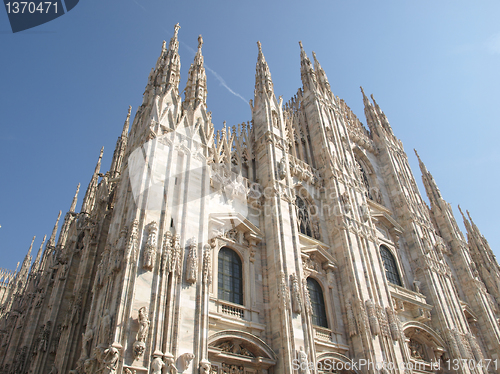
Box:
left=136, top=307, right=150, bottom=341
left=164, top=352, right=178, bottom=374
left=83, top=358, right=95, bottom=374
left=100, top=310, right=112, bottom=344
left=102, top=346, right=119, bottom=374
left=81, top=328, right=93, bottom=358
left=290, top=273, right=302, bottom=314
left=347, top=300, right=357, bottom=337
left=185, top=238, right=198, bottom=284
left=298, top=346, right=310, bottom=374
left=151, top=356, right=165, bottom=374
left=413, top=280, right=421, bottom=294
left=179, top=352, right=195, bottom=371
left=366, top=299, right=380, bottom=335
left=143, top=221, right=158, bottom=271
left=202, top=244, right=212, bottom=285
left=277, top=157, right=287, bottom=180
left=199, top=359, right=211, bottom=374
left=162, top=231, right=173, bottom=273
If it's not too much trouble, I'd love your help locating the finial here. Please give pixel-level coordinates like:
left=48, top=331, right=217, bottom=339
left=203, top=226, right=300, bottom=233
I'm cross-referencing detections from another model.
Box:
left=414, top=149, right=420, bottom=160
left=299, top=41, right=303, bottom=49
left=174, top=23, right=180, bottom=37
left=49, top=210, right=62, bottom=246
left=70, top=183, right=80, bottom=212
left=28, top=236, right=36, bottom=256
left=257, top=41, right=262, bottom=53
left=198, top=35, right=203, bottom=51
left=127, top=105, right=132, bottom=117
left=162, top=40, right=167, bottom=50
left=360, top=86, right=366, bottom=96
left=312, top=51, right=317, bottom=60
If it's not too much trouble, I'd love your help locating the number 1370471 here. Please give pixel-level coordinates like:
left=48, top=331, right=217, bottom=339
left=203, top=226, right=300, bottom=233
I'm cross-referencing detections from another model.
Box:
left=5, top=2, right=58, bottom=14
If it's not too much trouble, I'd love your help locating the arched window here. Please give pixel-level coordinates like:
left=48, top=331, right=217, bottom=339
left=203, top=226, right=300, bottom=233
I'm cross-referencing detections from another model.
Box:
left=296, top=196, right=321, bottom=240
left=296, top=196, right=312, bottom=237
left=218, top=247, right=243, bottom=305
left=307, top=278, right=328, bottom=328
left=380, top=246, right=402, bottom=286
left=357, top=160, right=372, bottom=200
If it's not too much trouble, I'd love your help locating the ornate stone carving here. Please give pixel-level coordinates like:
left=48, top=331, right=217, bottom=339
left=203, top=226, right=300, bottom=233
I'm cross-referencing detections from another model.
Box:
left=347, top=300, right=357, bottom=337
left=202, top=244, right=212, bottom=285
left=81, top=328, right=93, bottom=359
left=173, top=234, right=183, bottom=278
left=199, top=359, right=211, bottom=374
left=133, top=306, right=150, bottom=359
left=278, top=271, right=289, bottom=310
left=161, top=231, right=173, bottom=274
left=290, top=273, right=302, bottom=314
left=302, top=278, right=313, bottom=315
left=179, top=352, right=195, bottom=371
left=409, top=339, right=425, bottom=360
left=297, top=346, right=310, bottom=374
left=365, top=299, right=380, bottom=335
left=221, top=362, right=243, bottom=374
left=127, top=219, right=140, bottom=261
left=151, top=356, right=165, bottom=374
left=102, top=346, right=119, bottom=374
left=386, top=307, right=400, bottom=341
left=277, top=157, right=287, bottom=180
left=376, top=304, right=390, bottom=337
left=164, top=352, right=177, bottom=374
left=100, top=309, right=112, bottom=345
left=185, top=237, right=198, bottom=284
left=340, top=191, right=351, bottom=213
left=143, top=221, right=158, bottom=271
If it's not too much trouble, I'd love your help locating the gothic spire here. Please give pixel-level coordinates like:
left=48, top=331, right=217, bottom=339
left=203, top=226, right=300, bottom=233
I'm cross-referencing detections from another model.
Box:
left=143, top=23, right=182, bottom=104
left=415, top=149, right=442, bottom=207
left=18, top=236, right=35, bottom=283
left=162, top=23, right=181, bottom=93
left=70, top=183, right=80, bottom=213
left=31, top=235, right=46, bottom=273
left=81, top=147, right=103, bottom=214
left=183, top=35, right=207, bottom=109
left=312, top=51, right=332, bottom=95
left=371, top=93, right=393, bottom=133
left=41, top=210, right=61, bottom=269
left=299, top=41, right=318, bottom=93
left=361, top=86, right=378, bottom=135
left=48, top=210, right=61, bottom=248
left=254, top=41, right=275, bottom=101
left=110, top=106, right=131, bottom=178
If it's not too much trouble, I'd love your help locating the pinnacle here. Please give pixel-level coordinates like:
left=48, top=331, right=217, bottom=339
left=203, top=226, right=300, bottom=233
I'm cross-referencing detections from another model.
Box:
left=70, top=183, right=80, bottom=212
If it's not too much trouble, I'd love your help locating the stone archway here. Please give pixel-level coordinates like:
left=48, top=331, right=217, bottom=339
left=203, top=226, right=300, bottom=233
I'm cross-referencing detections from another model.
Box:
left=208, top=330, right=277, bottom=374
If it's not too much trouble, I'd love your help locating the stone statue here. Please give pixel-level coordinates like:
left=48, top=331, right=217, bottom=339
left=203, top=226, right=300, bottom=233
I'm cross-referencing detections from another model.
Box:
left=164, top=352, right=178, bottom=374
left=100, top=310, right=112, bottom=344
left=143, top=221, right=158, bottom=271
left=102, top=346, right=119, bottom=374
left=199, top=359, right=211, bottom=374
left=413, top=280, right=421, bottom=294
left=81, top=328, right=93, bottom=359
left=290, top=274, right=302, bottom=314
left=136, top=307, right=150, bottom=341
left=83, top=358, right=95, bottom=374
left=185, top=238, right=198, bottom=284
left=298, top=346, right=310, bottom=374
left=151, top=356, right=165, bottom=374
left=179, top=352, right=195, bottom=371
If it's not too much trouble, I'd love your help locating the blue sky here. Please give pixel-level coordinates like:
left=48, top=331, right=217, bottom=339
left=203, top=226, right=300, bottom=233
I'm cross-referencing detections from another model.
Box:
left=1, top=0, right=499, bottom=270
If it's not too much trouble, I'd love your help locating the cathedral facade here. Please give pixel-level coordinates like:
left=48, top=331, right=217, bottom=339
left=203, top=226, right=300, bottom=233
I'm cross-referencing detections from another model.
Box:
left=1, top=24, right=499, bottom=374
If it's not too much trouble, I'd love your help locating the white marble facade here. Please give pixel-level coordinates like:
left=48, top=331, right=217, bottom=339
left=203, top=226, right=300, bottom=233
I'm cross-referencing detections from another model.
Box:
left=1, top=24, right=500, bottom=374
